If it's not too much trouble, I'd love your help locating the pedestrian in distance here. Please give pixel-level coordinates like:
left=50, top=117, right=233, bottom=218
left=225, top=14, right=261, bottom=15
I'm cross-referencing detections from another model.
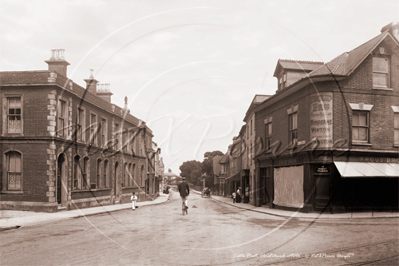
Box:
left=232, top=192, right=236, bottom=203
left=237, top=187, right=242, bottom=203
left=178, top=176, right=190, bottom=215
left=130, top=192, right=137, bottom=211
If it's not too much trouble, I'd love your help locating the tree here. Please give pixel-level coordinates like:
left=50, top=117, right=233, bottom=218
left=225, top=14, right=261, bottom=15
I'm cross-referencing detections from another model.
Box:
left=179, top=160, right=202, bottom=185
left=202, top=151, right=224, bottom=188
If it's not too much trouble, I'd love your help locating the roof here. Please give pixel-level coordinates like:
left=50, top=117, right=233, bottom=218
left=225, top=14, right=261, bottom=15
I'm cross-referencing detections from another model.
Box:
left=273, top=59, right=324, bottom=77
left=309, top=32, right=393, bottom=77
left=243, top=94, right=272, bottom=122
left=219, top=154, right=230, bottom=164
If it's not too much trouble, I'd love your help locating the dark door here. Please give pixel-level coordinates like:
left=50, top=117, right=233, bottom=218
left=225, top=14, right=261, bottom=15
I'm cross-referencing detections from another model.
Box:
left=114, top=162, right=119, bottom=196
left=57, top=155, right=64, bottom=204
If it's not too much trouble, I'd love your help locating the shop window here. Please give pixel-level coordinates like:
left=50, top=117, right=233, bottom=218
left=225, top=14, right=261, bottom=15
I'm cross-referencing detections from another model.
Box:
left=5, top=97, right=22, bottom=134
left=4, top=151, right=22, bottom=191
left=352, top=111, right=369, bottom=142
left=57, top=99, right=68, bottom=138
left=289, top=112, right=298, bottom=145
left=373, top=56, right=389, bottom=88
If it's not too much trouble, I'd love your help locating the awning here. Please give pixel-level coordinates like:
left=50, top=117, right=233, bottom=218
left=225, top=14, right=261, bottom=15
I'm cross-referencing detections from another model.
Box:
left=334, top=162, right=399, bottom=178
left=225, top=171, right=241, bottom=181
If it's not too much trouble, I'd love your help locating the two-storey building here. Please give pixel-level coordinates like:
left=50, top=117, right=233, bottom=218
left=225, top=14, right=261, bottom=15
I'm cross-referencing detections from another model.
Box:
left=1, top=49, right=157, bottom=212
left=253, top=23, right=399, bottom=212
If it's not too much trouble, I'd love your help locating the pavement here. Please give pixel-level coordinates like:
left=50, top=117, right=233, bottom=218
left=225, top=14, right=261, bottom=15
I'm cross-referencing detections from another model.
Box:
left=191, top=189, right=399, bottom=220
left=1, top=190, right=398, bottom=231
left=0, top=192, right=171, bottom=231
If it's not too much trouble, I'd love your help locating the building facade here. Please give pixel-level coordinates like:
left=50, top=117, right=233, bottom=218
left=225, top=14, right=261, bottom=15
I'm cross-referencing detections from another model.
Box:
left=1, top=49, right=157, bottom=212
left=253, top=23, right=399, bottom=212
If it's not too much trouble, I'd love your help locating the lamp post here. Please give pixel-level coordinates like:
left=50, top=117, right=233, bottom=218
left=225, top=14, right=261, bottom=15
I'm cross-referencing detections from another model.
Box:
left=201, top=173, right=207, bottom=191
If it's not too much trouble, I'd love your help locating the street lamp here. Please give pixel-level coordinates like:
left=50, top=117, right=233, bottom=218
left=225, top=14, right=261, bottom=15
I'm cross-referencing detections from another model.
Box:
left=201, top=173, right=207, bottom=191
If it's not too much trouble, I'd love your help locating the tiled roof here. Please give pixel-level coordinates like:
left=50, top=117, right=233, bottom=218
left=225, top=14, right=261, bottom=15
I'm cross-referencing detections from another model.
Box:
left=219, top=154, right=229, bottom=164
left=273, top=59, right=323, bottom=77
left=309, top=31, right=390, bottom=77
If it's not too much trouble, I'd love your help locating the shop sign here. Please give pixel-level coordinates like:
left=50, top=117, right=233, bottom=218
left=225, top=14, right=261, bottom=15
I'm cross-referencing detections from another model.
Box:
left=315, top=165, right=329, bottom=173
left=310, top=92, right=333, bottom=148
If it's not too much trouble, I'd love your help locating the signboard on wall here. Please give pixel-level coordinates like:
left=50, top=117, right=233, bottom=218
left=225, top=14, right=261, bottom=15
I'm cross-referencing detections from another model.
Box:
left=310, top=92, right=333, bottom=148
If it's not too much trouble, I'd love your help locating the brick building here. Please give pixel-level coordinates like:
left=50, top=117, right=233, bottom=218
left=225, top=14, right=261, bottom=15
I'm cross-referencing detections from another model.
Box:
left=1, top=49, right=157, bottom=212
left=252, top=23, right=399, bottom=212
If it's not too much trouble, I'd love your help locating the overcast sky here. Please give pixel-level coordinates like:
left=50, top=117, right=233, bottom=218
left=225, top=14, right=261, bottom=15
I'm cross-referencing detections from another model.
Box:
left=1, top=0, right=398, bottom=174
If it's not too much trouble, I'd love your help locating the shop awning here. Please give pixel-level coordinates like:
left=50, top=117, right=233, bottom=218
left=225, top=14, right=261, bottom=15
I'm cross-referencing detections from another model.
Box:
left=225, top=171, right=240, bottom=181
left=334, top=162, right=399, bottom=178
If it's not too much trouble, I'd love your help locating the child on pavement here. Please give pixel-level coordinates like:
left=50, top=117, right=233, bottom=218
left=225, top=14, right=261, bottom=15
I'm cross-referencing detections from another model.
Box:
left=130, top=192, right=137, bottom=211
left=232, top=192, right=236, bottom=203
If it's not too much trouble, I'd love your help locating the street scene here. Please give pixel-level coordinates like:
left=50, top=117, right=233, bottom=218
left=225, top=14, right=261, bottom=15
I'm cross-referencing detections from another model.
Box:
left=1, top=190, right=398, bottom=265
left=1, top=0, right=399, bottom=265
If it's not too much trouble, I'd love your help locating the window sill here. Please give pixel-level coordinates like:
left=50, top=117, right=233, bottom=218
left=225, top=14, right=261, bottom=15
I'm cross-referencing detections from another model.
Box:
left=352, top=142, right=372, bottom=146
left=372, top=86, right=392, bottom=91
left=71, top=188, right=111, bottom=193
left=1, top=190, right=23, bottom=194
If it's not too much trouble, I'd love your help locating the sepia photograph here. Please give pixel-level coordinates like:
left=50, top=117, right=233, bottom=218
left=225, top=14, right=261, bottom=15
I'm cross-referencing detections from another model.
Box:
left=1, top=0, right=398, bottom=265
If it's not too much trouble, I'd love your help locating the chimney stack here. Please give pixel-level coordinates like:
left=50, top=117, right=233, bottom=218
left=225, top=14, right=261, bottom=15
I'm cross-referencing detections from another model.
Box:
left=84, top=69, right=99, bottom=95
left=45, top=49, right=70, bottom=77
left=96, top=83, right=113, bottom=103
left=381, top=22, right=399, bottom=41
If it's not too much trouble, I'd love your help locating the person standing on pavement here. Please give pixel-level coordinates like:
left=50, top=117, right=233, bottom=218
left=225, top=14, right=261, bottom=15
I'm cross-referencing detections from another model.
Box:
left=236, top=187, right=242, bottom=203
left=178, top=177, right=190, bottom=214
left=130, top=192, right=137, bottom=211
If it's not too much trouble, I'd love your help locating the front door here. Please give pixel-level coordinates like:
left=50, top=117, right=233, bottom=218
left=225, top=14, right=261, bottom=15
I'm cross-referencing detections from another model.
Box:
left=57, top=156, right=62, bottom=204
left=114, top=162, right=119, bottom=202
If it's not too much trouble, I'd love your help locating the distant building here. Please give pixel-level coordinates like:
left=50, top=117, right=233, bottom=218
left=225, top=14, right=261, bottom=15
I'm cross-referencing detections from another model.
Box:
left=1, top=49, right=157, bottom=212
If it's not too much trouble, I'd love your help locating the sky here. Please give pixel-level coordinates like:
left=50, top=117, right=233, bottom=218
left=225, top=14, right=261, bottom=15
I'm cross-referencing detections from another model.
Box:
left=1, top=0, right=398, bottom=174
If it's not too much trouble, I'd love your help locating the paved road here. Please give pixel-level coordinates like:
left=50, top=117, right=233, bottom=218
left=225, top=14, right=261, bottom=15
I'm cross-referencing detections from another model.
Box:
left=1, top=191, right=398, bottom=265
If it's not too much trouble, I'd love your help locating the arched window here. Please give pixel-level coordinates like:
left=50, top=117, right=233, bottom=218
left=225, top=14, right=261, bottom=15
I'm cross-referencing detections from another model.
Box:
left=141, top=165, right=144, bottom=186
left=83, top=157, right=89, bottom=189
left=123, top=162, right=128, bottom=187
left=132, top=164, right=136, bottom=187
left=5, top=151, right=22, bottom=191
left=103, top=160, right=109, bottom=188
left=128, top=163, right=132, bottom=187
left=96, top=159, right=102, bottom=189
left=73, top=155, right=81, bottom=190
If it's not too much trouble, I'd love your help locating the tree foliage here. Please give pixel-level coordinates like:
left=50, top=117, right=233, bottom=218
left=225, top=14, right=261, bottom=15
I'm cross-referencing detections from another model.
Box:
left=179, top=160, right=203, bottom=185
left=179, top=150, right=224, bottom=188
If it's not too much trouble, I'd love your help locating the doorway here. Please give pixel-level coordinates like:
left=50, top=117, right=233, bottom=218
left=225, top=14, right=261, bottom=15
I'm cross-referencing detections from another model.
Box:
left=57, top=154, right=67, bottom=207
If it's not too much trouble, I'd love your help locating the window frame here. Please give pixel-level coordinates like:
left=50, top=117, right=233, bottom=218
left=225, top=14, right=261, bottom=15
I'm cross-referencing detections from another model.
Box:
left=96, top=159, right=102, bottom=189
left=3, top=95, right=23, bottom=135
left=264, top=117, right=272, bottom=150
left=2, top=151, right=23, bottom=192
left=352, top=110, right=370, bottom=143
left=83, top=157, right=90, bottom=190
left=372, top=55, right=390, bottom=88
left=57, top=97, right=68, bottom=138
left=393, top=110, right=399, bottom=146
left=289, top=112, right=298, bottom=145
left=73, top=155, right=81, bottom=190
left=90, top=112, right=98, bottom=146
left=76, top=106, right=86, bottom=142
left=101, top=118, right=107, bottom=148
left=103, top=160, right=109, bottom=188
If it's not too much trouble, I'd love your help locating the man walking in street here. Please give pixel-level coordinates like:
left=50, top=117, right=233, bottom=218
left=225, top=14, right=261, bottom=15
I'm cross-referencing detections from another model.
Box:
left=178, top=177, right=190, bottom=215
